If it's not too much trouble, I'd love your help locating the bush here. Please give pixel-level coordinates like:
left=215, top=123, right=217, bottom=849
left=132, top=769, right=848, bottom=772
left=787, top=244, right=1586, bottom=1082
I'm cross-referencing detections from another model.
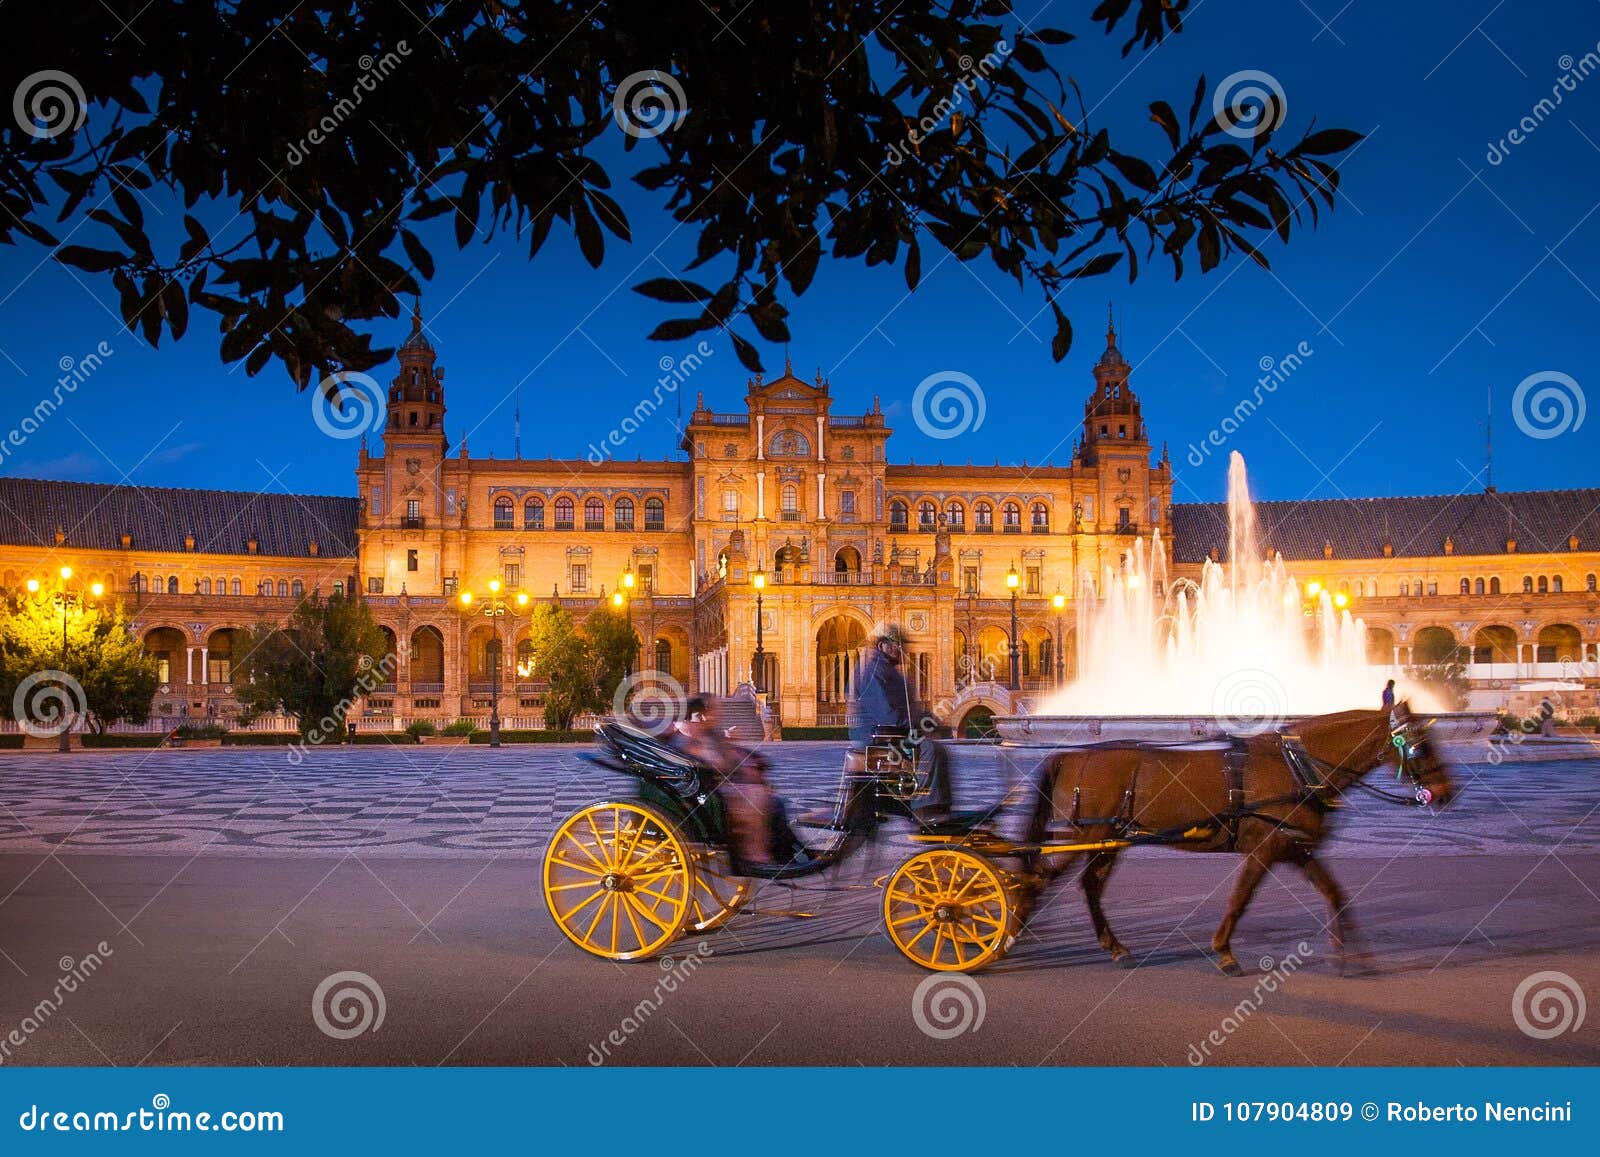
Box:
left=1575, top=715, right=1600, bottom=731
left=405, top=719, right=437, bottom=738
left=468, top=728, right=594, bottom=744
left=351, top=732, right=417, bottom=745
left=441, top=719, right=479, bottom=737
left=222, top=732, right=298, bottom=745
left=81, top=733, right=164, bottom=748
left=175, top=722, right=228, bottom=739
left=781, top=726, right=850, bottom=740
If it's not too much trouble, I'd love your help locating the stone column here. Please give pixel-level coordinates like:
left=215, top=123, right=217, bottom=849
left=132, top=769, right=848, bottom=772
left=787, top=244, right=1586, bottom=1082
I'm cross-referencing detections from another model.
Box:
left=199, top=646, right=209, bottom=685
left=186, top=646, right=196, bottom=686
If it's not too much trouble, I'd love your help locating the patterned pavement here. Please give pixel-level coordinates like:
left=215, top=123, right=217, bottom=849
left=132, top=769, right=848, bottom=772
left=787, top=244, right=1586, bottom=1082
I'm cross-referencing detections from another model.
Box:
left=0, top=740, right=1596, bottom=858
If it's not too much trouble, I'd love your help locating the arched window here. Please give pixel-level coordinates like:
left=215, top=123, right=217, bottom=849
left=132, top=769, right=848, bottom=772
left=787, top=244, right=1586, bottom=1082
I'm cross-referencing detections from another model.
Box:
left=1002, top=501, right=1022, bottom=531
left=917, top=500, right=936, bottom=529
left=584, top=497, right=605, bottom=530
left=768, top=430, right=811, bottom=457
left=945, top=501, right=964, bottom=529
left=644, top=497, right=665, bottom=530
left=1491, top=576, right=1502, bottom=594
left=201, top=578, right=212, bottom=595
left=166, top=576, right=178, bottom=594
left=332, top=581, right=343, bottom=598
left=975, top=502, right=993, bottom=531
left=655, top=639, right=672, bottom=673
left=1589, top=573, right=1597, bottom=592
left=1460, top=578, right=1470, bottom=595
left=277, top=580, right=289, bottom=598
left=554, top=497, right=575, bottom=529
left=214, top=576, right=226, bottom=594
left=1031, top=502, right=1049, bottom=531
left=524, top=497, right=544, bottom=529
left=493, top=496, right=514, bottom=529
left=614, top=497, right=635, bottom=530
left=1400, top=581, right=1409, bottom=597
left=889, top=500, right=908, bottom=530
left=782, top=486, right=800, bottom=519
left=291, top=579, right=304, bottom=597
left=1553, top=575, right=1564, bottom=593
left=1524, top=576, right=1534, bottom=593
left=1538, top=575, right=1548, bottom=593
left=1474, top=578, right=1485, bottom=595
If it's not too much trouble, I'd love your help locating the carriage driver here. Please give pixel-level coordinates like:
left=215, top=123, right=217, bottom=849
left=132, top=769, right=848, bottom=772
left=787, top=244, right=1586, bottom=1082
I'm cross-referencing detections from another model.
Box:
left=848, top=622, right=953, bottom=819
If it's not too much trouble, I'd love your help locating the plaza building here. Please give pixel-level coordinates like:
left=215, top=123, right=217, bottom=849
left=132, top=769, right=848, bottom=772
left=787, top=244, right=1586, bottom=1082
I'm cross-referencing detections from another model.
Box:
left=1, top=310, right=1597, bottom=731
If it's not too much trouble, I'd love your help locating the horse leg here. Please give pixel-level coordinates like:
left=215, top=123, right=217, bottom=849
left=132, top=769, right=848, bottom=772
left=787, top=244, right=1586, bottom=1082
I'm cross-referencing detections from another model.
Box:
left=1082, top=850, right=1134, bottom=967
left=1299, top=853, right=1371, bottom=976
left=1212, top=849, right=1274, bottom=976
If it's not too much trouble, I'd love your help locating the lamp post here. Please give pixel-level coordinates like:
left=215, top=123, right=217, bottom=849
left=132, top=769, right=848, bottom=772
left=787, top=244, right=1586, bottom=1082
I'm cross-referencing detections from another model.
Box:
left=28, top=567, right=103, bottom=752
left=1052, top=589, right=1066, bottom=687
left=620, top=564, right=636, bottom=676
left=459, top=579, right=528, bottom=748
left=750, top=561, right=766, bottom=693
left=1006, top=562, right=1020, bottom=691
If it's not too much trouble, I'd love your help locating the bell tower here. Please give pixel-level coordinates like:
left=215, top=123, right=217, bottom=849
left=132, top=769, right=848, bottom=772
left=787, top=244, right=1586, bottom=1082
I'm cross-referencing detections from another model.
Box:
left=1078, top=307, right=1145, bottom=466
left=386, top=301, right=448, bottom=454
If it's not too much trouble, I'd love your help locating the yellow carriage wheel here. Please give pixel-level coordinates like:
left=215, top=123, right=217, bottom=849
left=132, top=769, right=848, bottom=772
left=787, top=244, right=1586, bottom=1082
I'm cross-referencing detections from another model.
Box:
left=684, top=848, right=751, bottom=935
left=883, top=849, right=1015, bottom=972
left=542, top=801, right=692, bottom=961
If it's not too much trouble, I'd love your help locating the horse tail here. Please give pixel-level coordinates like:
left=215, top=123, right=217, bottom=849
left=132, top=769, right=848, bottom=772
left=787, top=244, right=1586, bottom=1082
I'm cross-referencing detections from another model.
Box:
left=1021, top=753, right=1058, bottom=846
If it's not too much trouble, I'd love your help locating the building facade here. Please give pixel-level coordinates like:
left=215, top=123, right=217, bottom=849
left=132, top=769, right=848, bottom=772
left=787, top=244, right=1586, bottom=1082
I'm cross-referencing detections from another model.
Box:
left=2, top=310, right=1596, bottom=730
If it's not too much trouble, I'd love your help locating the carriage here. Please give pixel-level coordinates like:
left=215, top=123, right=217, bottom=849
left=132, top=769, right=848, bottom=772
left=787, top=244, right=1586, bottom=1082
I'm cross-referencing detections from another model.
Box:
left=540, top=719, right=1000, bottom=962
left=543, top=710, right=1452, bottom=975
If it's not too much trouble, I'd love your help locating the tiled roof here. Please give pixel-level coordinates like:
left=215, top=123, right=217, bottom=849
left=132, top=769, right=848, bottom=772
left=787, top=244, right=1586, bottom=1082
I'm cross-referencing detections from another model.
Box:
left=1169, top=488, right=1600, bottom=564
left=0, top=477, right=359, bottom=558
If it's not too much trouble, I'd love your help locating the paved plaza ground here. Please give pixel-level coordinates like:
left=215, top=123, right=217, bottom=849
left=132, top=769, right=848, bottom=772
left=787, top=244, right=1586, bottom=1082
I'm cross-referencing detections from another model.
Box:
left=0, top=741, right=1596, bottom=1065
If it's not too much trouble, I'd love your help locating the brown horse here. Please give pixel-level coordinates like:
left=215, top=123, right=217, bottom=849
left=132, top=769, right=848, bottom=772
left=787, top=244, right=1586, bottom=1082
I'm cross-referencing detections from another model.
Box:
left=1020, top=704, right=1458, bottom=975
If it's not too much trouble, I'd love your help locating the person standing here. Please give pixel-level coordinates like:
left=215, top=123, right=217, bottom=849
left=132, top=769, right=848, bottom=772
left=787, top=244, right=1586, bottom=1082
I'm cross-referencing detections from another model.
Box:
left=1381, top=678, right=1397, bottom=713
left=848, top=623, right=951, bottom=817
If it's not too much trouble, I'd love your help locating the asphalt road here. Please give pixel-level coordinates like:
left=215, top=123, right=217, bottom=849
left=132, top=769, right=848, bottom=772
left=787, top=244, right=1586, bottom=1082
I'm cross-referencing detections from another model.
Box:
left=0, top=744, right=1596, bottom=1066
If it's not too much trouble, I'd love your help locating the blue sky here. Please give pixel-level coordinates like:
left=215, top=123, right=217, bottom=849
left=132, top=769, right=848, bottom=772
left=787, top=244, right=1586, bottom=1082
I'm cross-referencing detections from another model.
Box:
left=1, top=0, right=1596, bottom=507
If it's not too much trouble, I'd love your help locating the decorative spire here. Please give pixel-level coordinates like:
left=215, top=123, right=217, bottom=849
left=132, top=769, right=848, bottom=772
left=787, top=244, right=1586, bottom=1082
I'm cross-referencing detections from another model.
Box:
left=398, top=295, right=435, bottom=359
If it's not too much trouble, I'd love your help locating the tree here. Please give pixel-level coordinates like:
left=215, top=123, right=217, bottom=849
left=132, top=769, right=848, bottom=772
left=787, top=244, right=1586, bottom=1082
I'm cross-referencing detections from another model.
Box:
left=523, top=602, right=595, bottom=730
left=581, top=603, right=637, bottom=709
left=233, top=593, right=391, bottom=739
left=1404, top=659, right=1470, bottom=712
left=1, top=1, right=1361, bottom=389
left=0, top=592, right=159, bottom=732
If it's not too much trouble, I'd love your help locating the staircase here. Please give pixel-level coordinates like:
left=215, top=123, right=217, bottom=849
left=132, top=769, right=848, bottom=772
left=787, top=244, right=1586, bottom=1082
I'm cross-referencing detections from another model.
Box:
left=714, top=693, right=768, bottom=743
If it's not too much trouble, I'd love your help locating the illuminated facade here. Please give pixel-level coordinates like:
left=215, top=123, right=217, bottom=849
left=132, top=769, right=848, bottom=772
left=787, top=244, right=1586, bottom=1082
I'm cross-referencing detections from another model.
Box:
left=1, top=310, right=1596, bottom=729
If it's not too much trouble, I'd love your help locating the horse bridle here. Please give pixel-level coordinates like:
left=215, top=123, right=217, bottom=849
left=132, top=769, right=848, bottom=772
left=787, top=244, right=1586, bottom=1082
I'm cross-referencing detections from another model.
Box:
left=1349, top=719, right=1440, bottom=808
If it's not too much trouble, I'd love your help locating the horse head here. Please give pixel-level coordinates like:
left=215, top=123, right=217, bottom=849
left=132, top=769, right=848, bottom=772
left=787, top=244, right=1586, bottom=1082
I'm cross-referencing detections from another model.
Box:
left=1386, top=701, right=1459, bottom=809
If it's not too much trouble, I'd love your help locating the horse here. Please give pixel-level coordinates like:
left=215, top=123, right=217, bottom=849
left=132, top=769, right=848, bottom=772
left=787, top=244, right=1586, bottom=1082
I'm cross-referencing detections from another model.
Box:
left=1018, top=704, right=1458, bottom=976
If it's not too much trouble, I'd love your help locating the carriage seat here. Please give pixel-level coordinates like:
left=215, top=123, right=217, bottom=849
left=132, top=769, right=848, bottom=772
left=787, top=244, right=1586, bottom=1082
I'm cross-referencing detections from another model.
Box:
left=592, top=720, right=705, bottom=797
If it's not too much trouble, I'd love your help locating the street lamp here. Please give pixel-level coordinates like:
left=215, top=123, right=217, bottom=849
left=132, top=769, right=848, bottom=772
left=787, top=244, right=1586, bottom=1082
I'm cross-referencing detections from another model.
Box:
left=619, top=564, right=637, bottom=676
left=1006, top=562, right=1020, bottom=691
left=459, top=579, right=527, bottom=748
left=1052, top=589, right=1067, bottom=687
left=750, top=561, right=766, bottom=693
left=32, top=566, right=102, bottom=752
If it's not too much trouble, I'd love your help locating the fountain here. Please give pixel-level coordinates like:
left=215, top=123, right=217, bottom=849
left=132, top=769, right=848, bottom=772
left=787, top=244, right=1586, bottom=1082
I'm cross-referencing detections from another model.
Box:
left=995, top=452, right=1493, bottom=749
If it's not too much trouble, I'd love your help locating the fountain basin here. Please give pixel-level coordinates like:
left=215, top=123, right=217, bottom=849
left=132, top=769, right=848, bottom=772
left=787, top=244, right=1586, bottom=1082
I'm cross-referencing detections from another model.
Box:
left=994, top=712, right=1503, bottom=756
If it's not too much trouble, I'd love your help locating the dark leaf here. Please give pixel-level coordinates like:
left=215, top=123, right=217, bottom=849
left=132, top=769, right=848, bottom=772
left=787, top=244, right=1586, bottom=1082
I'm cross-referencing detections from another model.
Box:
left=633, top=278, right=714, bottom=304
left=730, top=332, right=763, bottom=373
left=1292, top=128, right=1364, bottom=156
left=1050, top=303, right=1073, bottom=362
left=55, top=246, right=126, bottom=273
left=400, top=228, right=435, bottom=280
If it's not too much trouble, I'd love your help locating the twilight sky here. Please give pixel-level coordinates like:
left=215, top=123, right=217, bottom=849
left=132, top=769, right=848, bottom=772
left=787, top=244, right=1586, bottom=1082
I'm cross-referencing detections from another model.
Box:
left=1, top=0, right=1596, bottom=509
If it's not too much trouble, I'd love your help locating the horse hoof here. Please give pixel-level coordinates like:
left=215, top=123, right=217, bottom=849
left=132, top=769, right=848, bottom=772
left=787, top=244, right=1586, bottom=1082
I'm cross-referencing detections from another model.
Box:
left=1113, top=952, right=1138, bottom=970
left=1217, top=957, right=1243, bottom=977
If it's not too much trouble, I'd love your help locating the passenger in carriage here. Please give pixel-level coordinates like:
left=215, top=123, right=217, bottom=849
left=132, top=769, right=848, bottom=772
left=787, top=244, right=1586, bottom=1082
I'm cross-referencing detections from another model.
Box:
left=849, top=622, right=952, bottom=819
left=674, top=696, right=777, bottom=867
